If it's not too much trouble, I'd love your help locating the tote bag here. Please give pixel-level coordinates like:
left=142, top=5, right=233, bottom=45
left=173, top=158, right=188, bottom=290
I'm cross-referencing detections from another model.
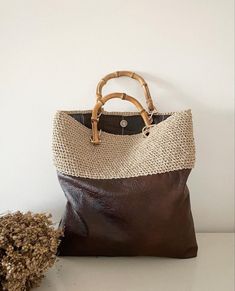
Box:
left=52, top=71, right=198, bottom=258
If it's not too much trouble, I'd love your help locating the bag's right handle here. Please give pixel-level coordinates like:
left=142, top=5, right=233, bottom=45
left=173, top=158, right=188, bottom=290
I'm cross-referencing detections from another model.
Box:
left=91, top=93, right=152, bottom=145
left=96, top=71, right=156, bottom=112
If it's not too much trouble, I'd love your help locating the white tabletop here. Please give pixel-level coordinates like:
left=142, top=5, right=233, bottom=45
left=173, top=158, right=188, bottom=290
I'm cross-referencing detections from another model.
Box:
left=38, top=233, right=234, bottom=291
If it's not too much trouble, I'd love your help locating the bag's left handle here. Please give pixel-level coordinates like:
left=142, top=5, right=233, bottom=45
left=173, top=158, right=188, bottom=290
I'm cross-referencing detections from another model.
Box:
left=91, top=93, right=152, bottom=145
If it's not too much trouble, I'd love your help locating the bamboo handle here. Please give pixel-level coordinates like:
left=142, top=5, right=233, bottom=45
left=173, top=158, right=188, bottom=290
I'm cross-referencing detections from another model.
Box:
left=96, top=71, right=156, bottom=112
left=91, top=93, right=152, bottom=145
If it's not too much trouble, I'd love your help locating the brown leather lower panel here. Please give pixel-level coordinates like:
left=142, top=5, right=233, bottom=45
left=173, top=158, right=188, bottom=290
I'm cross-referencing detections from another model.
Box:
left=57, top=169, right=197, bottom=258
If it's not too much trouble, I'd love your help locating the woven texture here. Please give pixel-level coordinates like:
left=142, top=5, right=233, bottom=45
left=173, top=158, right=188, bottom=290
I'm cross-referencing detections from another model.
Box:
left=52, top=110, right=195, bottom=179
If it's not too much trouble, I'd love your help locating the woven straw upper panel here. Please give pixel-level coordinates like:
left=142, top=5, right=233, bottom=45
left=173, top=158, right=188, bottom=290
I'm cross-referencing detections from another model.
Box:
left=52, top=110, right=195, bottom=179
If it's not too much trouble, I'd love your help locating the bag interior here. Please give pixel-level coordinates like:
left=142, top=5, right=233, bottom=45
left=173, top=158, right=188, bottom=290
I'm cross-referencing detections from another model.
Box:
left=70, top=112, right=170, bottom=135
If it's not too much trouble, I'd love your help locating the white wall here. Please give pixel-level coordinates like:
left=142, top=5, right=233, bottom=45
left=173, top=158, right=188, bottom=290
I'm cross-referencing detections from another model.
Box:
left=0, top=0, right=234, bottom=232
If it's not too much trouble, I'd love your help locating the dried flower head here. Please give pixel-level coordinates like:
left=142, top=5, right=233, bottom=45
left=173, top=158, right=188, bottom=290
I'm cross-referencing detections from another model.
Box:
left=0, top=211, right=62, bottom=291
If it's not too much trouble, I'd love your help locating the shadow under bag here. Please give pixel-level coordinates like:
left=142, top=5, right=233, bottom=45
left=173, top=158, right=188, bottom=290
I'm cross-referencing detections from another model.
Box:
left=52, top=71, right=198, bottom=258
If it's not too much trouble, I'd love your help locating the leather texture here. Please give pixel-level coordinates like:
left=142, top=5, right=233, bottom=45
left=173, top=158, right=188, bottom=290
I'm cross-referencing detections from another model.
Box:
left=57, top=113, right=197, bottom=258
left=57, top=170, right=197, bottom=258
